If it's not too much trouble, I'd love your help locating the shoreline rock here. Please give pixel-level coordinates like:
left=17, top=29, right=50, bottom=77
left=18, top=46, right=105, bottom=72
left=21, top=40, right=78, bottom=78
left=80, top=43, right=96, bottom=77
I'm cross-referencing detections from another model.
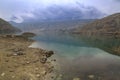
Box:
left=0, top=34, right=56, bottom=80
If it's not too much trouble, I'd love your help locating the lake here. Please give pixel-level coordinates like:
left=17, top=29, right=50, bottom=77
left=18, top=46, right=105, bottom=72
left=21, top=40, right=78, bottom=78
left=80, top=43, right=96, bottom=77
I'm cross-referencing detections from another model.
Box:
left=30, top=32, right=120, bottom=80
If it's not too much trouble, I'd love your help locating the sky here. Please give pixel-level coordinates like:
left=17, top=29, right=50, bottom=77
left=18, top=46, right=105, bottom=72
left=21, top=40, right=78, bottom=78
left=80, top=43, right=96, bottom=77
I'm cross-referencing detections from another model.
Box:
left=0, top=0, right=120, bottom=23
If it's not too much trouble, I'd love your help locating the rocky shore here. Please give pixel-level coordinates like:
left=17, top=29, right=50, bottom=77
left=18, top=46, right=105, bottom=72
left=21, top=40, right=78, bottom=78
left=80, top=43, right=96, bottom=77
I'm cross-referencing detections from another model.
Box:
left=0, top=34, right=57, bottom=80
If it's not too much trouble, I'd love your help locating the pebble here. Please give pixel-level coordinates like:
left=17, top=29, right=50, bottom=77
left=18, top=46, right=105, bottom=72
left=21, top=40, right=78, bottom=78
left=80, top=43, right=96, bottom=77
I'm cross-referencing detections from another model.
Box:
left=1, top=73, right=5, bottom=76
left=5, top=60, right=9, bottom=62
left=12, top=76, right=15, bottom=78
left=9, top=70, right=14, bottom=72
left=35, top=68, right=39, bottom=70
left=57, top=74, right=63, bottom=80
left=13, top=53, right=17, bottom=56
left=51, top=59, right=56, bottom=62
left=73, top=77, right=80, bottom=80
left=26, top=61, right=30, bottom=64
left=41, top=71, right=47, bottom=75
left=36, top=74, right=40, bottom=77
left=88, top=75, right=95, bottom=79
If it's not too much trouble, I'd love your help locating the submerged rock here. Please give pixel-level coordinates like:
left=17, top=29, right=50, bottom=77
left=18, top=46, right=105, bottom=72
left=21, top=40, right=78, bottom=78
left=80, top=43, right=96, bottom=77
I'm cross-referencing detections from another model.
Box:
left=51, top=59, right=56, bottom=62
left=56, top=74, right=63, bottom=80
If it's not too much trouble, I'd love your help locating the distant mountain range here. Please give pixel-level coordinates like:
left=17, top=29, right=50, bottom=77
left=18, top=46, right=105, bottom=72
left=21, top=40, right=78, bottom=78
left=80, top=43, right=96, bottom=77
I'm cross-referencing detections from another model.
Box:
left=74, top=13, right=120, bottom=36
left=10, top=19, right=95, bottom=33
left=0, top=18, right=21, bottom=34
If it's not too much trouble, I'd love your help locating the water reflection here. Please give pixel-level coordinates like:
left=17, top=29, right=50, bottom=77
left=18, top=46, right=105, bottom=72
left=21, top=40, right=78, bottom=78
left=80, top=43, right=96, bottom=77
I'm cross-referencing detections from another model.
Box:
left=30, top=33, right=120, bottom=80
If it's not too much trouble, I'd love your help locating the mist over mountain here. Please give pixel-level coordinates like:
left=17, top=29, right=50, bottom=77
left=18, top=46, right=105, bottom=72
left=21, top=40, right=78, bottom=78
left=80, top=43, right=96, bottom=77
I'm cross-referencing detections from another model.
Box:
left=10, top=3, right=103, bottom=33
left=11, top=4, right=104, bottom=23
left=10, top=19, right=95, bottom=33
left=0, top=18, right=21, bottom=34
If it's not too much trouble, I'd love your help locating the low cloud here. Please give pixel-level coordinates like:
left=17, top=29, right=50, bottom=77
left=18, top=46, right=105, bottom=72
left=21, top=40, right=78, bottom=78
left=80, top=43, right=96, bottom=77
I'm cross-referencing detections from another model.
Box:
left=0, top=0, right=119, bottom=23
left=114, top=0, right=120, bottom=2
left=11, top=4, right=105, bottom=23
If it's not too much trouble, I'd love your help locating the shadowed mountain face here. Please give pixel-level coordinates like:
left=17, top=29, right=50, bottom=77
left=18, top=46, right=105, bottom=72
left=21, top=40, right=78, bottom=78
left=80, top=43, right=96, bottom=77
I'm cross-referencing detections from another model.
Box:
left=76, top=13, right=120, bottom=35
left=0, top=18, right=21, bottom=34
left=10, top=19, right=95, bottom=33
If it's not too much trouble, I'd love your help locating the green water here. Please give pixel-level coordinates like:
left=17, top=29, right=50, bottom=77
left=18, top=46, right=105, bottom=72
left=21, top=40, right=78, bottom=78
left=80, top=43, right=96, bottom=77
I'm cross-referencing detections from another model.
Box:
left=30, top=33, right=120, bottom=80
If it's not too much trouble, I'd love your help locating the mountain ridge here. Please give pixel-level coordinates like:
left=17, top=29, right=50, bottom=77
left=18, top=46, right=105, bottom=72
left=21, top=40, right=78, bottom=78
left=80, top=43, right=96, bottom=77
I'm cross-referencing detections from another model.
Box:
left=75, top=13, right=120, bottom=36
left=0, top=18, right=21, bottom=34
left=10, top=19, right=95, bottom=33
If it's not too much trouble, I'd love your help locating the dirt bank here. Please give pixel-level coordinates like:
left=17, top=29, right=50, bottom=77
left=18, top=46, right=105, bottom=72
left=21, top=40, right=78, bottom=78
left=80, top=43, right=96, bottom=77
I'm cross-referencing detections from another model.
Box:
left=0, top=35, right=57, bottom=80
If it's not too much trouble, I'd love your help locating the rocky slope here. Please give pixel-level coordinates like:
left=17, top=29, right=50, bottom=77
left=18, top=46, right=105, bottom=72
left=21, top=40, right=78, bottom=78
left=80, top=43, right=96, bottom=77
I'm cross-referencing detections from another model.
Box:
left=76, top=13, right=120, bottom=36
left=0, top=18, right=21, bottom=34
left=0, top=34, right=57, bottom=80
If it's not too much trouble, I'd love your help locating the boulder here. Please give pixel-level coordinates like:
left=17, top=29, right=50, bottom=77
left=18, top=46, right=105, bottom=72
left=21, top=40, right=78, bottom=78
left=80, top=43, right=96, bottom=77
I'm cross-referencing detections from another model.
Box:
left=12, top=48, right=25, bottom=56
left=40, top=58, right=47, bottom=64
left=13, top=51, right=25, bottom=56
left=45, top=51, right=54, bottom=58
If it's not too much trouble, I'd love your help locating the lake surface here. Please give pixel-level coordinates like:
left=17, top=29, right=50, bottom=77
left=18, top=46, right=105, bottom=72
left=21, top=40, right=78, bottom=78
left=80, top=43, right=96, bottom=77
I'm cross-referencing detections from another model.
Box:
left=30, top=32, right=120, bottom=80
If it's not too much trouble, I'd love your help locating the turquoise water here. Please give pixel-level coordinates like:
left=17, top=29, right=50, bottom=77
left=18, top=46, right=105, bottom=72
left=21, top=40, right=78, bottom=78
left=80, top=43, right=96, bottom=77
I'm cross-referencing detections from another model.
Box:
left=30, top=33, right=120, bottom=80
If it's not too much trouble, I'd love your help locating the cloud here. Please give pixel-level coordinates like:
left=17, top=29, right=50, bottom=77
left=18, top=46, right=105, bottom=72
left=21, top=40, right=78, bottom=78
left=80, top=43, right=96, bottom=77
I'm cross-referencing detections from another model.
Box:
left=114, top=0, right=120, bottom=2
left=10, top=3, right=105, bottom=23
left=0, top=0, right=120, bottom=23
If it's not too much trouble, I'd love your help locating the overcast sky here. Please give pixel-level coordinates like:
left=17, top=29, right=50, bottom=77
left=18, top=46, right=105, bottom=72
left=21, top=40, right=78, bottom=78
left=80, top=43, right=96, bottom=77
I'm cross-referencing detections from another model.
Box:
left=0, top=0, right=120, bottom=23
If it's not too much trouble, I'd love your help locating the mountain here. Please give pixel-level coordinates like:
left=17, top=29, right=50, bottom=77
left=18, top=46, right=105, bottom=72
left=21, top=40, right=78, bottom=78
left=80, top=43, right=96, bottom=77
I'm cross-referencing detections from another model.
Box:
left=10, top=19, right=94, bottom=34
left=0, top=18, right=21, bottom=34
left=75, top=13, right=120, bottom=36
